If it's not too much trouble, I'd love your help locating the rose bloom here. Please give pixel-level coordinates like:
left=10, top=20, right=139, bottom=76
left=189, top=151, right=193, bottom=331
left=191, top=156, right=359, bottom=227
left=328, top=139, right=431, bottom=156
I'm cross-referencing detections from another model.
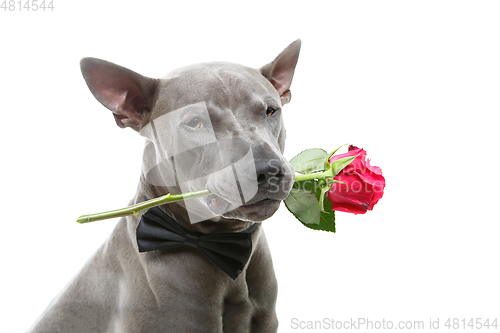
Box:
left=327, top=145, right=385, bottom=214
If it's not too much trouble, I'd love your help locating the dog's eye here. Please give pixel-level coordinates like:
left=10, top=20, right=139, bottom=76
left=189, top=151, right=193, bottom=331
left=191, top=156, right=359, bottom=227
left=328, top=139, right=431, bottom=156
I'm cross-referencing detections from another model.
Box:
left=185, top=117, right=203, bottom=129
left=266, top=107, right=277, bottom=116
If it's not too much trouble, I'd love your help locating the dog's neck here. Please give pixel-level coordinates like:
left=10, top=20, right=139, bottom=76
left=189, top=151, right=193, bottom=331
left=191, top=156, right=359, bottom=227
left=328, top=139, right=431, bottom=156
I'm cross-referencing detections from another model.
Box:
left=135, top=176, right=254, bottom=234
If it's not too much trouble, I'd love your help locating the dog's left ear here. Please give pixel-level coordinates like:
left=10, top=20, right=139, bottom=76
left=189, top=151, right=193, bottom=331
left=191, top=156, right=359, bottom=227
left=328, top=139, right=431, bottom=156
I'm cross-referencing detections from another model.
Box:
left=260, top=39, right=301, bottom=105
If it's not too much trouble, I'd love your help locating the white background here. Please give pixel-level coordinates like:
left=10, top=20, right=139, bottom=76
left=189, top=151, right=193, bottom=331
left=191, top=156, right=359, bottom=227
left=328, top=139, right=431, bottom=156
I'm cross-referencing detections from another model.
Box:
left=1, top=1, right=499, bottom=332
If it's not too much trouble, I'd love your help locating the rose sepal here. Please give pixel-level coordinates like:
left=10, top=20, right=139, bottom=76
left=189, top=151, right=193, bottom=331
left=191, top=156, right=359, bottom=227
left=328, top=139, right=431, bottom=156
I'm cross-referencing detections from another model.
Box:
left=324, top=144, right=348, bottom=171
left=318, top=179, right=346, bottom=213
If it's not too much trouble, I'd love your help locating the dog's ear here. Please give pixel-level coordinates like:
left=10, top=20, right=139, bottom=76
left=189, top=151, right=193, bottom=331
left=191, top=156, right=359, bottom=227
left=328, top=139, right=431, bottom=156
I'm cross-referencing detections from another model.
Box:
left=80, top=58, right=157, bottom=131
left=260, top=39, right=301, bottom=105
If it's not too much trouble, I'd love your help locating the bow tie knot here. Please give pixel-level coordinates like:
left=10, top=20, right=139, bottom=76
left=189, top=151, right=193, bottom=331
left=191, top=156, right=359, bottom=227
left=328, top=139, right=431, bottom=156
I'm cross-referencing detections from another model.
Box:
left=184, top=233, right=199, bottom=248
left=136, top=206, right=259, bottom=280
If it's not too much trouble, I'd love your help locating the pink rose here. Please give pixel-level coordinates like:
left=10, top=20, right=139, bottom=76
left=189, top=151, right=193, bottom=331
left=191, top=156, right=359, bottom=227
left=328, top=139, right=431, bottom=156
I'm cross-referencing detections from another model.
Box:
left=327, top=145, right=385, bottom=214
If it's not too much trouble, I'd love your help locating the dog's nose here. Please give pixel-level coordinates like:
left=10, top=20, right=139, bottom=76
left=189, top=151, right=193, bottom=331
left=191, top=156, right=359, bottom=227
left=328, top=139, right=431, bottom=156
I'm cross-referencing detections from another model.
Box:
left=255, top=158, right=286, bottom=185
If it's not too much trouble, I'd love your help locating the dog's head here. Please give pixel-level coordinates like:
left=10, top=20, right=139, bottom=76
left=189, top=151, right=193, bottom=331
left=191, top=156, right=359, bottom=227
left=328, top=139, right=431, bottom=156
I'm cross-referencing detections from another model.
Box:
left=80, top=40, right=301, bottom=226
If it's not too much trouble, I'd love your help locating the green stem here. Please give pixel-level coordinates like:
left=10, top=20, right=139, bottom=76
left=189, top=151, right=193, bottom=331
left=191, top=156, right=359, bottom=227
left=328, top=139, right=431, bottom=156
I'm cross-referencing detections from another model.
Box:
left=76, top=189, right=211, bottom=224
left=294, top=170, right=331, bottom=182
left=77, top=169, right=332, bottom=224
left=76, top=145, right=357, bottom=225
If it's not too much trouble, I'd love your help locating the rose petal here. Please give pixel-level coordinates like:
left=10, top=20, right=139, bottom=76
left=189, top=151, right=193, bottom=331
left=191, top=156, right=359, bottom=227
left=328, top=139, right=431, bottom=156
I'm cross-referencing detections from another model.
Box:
left=327, top=146, right=385, bottom=214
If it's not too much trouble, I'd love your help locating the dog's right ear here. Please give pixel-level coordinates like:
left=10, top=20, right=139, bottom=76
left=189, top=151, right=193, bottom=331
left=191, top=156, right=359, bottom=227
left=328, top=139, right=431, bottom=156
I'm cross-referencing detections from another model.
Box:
left=260, top=39, right=301, bottom=105
left=80, top=58, right=157, bottom=131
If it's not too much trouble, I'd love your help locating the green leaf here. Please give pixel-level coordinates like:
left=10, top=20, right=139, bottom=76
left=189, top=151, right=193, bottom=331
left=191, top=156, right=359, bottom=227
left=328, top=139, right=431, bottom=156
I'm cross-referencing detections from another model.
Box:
left=300, top=179, right=323, bottom=195
left=289, top=148, right=328, bottom=174
left=286, top=180, right=336, bottom=232
left=284, top=184, right=321, bottom=225
left=303, top=210, right=336, bottom=233
left=313, top=183, right=336, bottom=232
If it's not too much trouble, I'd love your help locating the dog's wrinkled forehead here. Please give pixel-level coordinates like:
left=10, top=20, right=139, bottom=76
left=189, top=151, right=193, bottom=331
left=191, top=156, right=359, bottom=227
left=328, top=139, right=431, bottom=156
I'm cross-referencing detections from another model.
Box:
left=154, top=62, right=281, bottom=119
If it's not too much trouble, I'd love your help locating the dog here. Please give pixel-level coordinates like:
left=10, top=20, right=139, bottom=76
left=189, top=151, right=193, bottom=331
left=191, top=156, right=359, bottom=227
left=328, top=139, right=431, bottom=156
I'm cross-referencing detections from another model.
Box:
left=28, top=40, right=301, bottom=333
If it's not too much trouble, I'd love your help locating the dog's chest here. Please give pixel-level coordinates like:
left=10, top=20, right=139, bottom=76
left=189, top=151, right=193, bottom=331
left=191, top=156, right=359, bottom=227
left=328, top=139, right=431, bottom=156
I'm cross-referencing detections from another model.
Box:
left=114, top=245, right=256, bottom=332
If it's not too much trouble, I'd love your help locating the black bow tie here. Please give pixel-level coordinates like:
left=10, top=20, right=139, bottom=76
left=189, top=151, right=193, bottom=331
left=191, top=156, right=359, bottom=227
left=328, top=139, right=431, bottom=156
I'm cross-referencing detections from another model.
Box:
left=136, top=206, right=259, bottom=280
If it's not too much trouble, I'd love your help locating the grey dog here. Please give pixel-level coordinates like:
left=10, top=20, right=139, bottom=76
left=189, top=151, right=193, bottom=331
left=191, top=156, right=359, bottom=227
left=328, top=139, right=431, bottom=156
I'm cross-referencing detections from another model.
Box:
left=29, top=40, right=301, bottom=333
